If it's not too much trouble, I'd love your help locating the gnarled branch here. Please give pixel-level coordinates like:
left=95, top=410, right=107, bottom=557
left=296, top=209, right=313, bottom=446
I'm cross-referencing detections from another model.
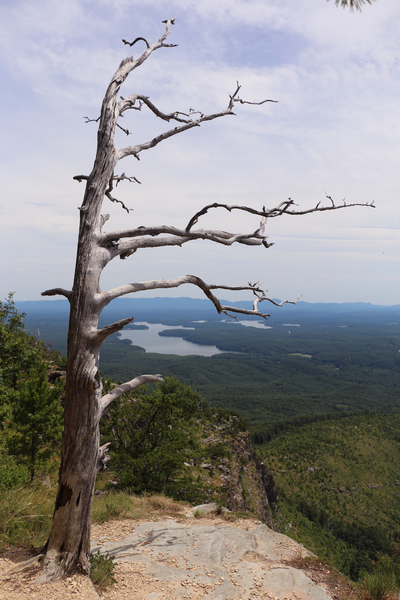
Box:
left=122, top=37, right=150, bottom=49
left=110, top=226, right=269, bottom=260
left=122, top=17, right=177, bottom=49
left=99, top=194, right=373, bottom=260
left=105, top=175, right=133, bottom=213
left=114, top=172, right=141, bottom=186
left=185, top=196, right=374, bottom=231
left=99, top=374, right=164, bottom=415
left=41, top=288, right=72, bottom=301
left=95, top=317, right=134, bottom=345
left=97, top=275, right=298, bottom=320
left=98, top=442, right=111, bottom=472
left=118, top=94, right=201, bottom=124
left=116, top=83, right=275, bottom=162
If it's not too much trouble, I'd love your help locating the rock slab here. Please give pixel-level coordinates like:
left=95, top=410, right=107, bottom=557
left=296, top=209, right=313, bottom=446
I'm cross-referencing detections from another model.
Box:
left=92, top=519, right=332, bottom=600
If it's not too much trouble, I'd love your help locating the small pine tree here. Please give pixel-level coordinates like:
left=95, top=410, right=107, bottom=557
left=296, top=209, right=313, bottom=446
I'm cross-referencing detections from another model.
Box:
left=0, top=294, right=38, bottom=389
left=0, top=293, right=42, bottom=422
left=8, top=358, right=64, bottom=482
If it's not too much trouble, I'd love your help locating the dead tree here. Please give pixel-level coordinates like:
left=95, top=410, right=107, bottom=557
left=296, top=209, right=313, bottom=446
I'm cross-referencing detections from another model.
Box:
left=38, top=19, right=373, bottom=581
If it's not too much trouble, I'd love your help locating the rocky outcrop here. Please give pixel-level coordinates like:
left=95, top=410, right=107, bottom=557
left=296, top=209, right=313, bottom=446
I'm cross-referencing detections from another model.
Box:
left=223, top=431, right=278, bottom=527
left=193, top=418, right=279, bottom=527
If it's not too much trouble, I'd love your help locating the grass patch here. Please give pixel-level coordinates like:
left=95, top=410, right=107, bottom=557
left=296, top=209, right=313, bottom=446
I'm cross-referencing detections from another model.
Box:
left=0, top=485, right=55, bottom=550
left=357, top=571, right=397, bottom=600
left=92, top=491, right=146, bottom=524
left=221, top=511, right=238, bottom=522
left=143, top=494, right=187, bottom=514
left=0, top=485, right=190, bottom=551
left=92, top=491, right=190, bottom=524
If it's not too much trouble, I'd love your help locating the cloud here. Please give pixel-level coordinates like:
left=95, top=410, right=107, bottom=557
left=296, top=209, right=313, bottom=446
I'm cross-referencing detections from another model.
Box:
left=0, top=0, right=399, bottom=303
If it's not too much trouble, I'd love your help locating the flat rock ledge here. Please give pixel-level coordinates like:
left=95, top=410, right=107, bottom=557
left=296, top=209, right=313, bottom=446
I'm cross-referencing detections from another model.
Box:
left=91, top=517, right=332, bottom=600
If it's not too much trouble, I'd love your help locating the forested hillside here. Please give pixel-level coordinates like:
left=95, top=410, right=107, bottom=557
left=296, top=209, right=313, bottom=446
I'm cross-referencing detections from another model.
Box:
left=20, top=298, right=400, bottom=427
left=256, top=412, right=400, bottom=580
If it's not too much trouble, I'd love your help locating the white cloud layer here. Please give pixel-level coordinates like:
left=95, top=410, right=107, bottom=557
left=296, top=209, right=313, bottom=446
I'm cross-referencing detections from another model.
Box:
left=1, top=0, right=399, bottom=304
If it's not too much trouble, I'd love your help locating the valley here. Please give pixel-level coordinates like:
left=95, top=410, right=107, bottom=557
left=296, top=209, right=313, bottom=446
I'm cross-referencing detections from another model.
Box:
left=15, top=297, right=400, bottom=581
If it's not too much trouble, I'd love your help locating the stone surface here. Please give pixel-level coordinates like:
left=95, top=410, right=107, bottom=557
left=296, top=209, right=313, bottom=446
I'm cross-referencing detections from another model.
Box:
left=92, top=519, right=332, bottom=600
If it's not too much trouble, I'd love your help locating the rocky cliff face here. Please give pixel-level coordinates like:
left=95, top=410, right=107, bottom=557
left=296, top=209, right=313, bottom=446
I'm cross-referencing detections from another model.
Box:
left=218, top=430, right=278, bottom=527
left=184, top=415, right=279, bottom=527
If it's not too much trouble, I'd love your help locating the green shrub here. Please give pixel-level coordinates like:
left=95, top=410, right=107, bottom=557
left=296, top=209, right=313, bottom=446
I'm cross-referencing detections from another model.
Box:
left=90, top=551, right=116, bottom=588
left=0, top=460, right=28, bottom=489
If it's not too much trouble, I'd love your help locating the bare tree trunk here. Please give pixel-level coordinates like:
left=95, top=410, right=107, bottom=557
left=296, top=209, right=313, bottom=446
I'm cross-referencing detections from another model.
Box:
left=37, top=19, right=373, bottom=582
left=40, top=236, right=107, bottom=577
left=39, top=77, right=119, bottom=575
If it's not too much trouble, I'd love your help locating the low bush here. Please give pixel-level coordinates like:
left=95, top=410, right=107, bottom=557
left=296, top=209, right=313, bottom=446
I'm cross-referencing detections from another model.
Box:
left=90, top=551, right=116, bottom=588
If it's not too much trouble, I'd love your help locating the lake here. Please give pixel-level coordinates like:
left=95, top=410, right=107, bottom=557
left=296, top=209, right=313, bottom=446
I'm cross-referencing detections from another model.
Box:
left=119, top=322, right=226, bottom=356
left=118, top=320, right=273, bottom=356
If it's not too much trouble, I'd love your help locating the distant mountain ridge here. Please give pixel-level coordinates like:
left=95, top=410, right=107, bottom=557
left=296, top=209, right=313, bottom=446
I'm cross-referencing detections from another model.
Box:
left=15, top=297, right=400, bottom=318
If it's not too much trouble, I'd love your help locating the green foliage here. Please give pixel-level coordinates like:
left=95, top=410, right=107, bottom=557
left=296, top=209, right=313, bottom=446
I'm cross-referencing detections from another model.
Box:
left=373, top=546, right=400, bottom=589
left=7, top=358, right=64, bottom=482
left=357, top=546, right=400, bottom=600
left=258, top=413, right=400, bottom=580
left=252, top=410, right=373, bottom=445
left=90, top=551, right=116, bottom=588
left=0, top=293, right=39, bottom=420
left=100, top=376, right=253, bottom=507
left=101, top=378, right=203, bottom=494
left=0, top=294, right=65, bottom=484
left=357, top=570, right=396, bottom=600
left=0, top=432, right=28, bottom=489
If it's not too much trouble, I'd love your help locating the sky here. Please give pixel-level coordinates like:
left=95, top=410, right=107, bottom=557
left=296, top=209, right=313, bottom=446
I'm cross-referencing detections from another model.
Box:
left=1, top=0, right=399, bottom=306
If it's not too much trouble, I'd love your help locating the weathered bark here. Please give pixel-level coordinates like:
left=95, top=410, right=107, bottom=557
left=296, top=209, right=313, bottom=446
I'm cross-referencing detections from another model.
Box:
left=38, top=19, right=373, bottom=582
